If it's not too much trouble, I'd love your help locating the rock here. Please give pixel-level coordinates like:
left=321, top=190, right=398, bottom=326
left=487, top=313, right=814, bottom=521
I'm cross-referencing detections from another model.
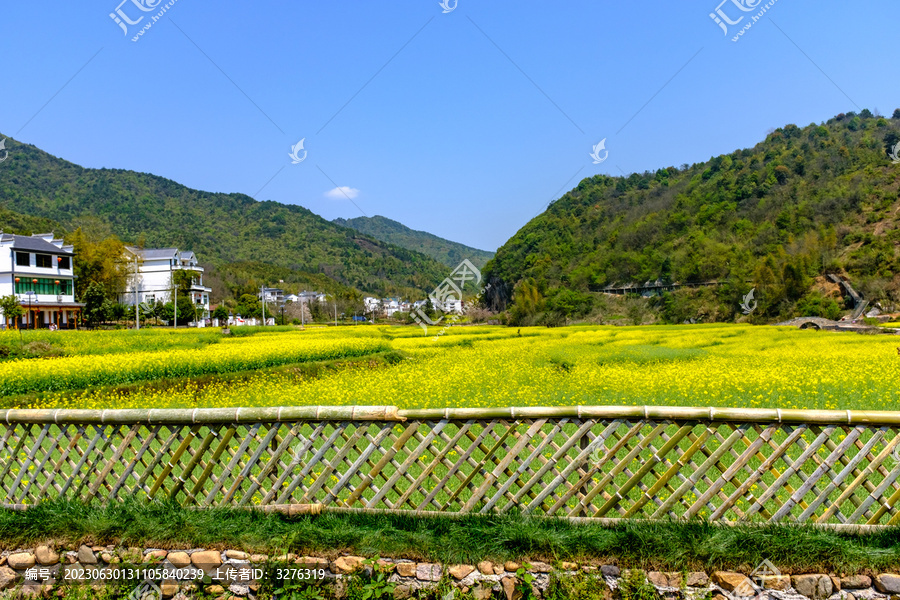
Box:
left=601, top=565, right=621, bottom=578
left=760, top=575, right=791, bottom=591
left=396, top=562, right=417, bottom=577
left=7, top=552, right=36, bottom=570
left=376, top=559, right=396, bottom=573
left=19, top=585, right=42, bottom=599
left=225, top=551, right=248, bottom=561
left=394, top=584, right=413, bottom=599
left=664, top=572, right=683, bottom=587
left=831, top=576, right=841, bottom=592
left=687, top=572, right=709, bottom=587
left=712, top=571, right=752, bottom=594
left=841, top=576, right=871, bottom=589
left=160, top=581, right=179, bottom=598
left=274, top=554, right=298, bottom=563
left=35, top=546, right=59, bottom=566
left=473, top=582, right=495, bottom=600
left=792, top=574, right=833, bottom=599
left=228, top=583, right=250, bottom=596
left=449, top=565, right=476, bottom=580
left=298, top=556, right=330, bottom=569
left=502, top=576, right=522, bottom=600
left=478, top=561, right=494, bottom=575
left=248, top=554, right=268, bottom=564
left=167, top=552, right=192, bottom=568
left=416, top=563, right=442, bottom=582
left=191, top=550, right=222, bottom=570
left=331, top=556, right=365, bottom=574
left=0, top=567, right=17, bottom=591
left=144, top=550, right=167, bottom=562
left=561, top=562, right=578, bottom=571
left=121, top=547, right=141, bottom=562
left=61, top=563, right=83, bottom=582
left=530, top=562, right=552, bottom=574
left=648, top=572, right=669, bottom=587
left=494, top=565, right=505, bottom=575
left=504, top=561, right=521, bottom=572
left=206, top=585, right=225, bottom=594
left=76, top=546, right=97, bottom=565
left=875, top=575, right=900, bottom=595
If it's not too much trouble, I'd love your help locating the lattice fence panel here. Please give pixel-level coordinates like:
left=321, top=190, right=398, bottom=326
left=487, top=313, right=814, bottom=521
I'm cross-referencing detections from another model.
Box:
left=3, top=406, right=900, bottom=525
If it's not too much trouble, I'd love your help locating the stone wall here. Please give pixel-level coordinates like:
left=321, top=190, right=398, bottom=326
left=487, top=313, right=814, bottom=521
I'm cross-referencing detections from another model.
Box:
left=2, top=546, right=899, bottom=599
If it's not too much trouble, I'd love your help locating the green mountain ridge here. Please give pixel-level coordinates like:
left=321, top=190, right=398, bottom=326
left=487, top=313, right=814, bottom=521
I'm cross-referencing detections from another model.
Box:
left=0, top=137, right=447, bottom=299
left=334, top=215, right=495, bottom=269
left=484, top=109, right=900, bottom=322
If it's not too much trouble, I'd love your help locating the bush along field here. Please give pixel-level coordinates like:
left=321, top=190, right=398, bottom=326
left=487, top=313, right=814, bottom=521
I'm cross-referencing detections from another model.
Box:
left=2, top=323, right=899, bottom=411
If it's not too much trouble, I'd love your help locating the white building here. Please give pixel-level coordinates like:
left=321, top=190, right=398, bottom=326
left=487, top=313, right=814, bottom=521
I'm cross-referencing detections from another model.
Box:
left=381, top=298, right=401, bottom=317
left=259, top=287, right=284, bottom=305
left=121, top=247, right=212, bottom=318
left=0, top=233, right=82, bottom=329
left=364, top=297, right=380, bottom=314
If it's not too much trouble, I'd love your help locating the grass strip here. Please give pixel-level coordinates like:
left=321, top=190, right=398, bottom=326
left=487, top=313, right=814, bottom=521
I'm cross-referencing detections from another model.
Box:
left=3, top=499, right=900, bottom=573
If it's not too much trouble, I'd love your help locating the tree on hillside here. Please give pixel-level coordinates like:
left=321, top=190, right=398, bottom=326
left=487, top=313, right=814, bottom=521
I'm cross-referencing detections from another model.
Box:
left=783, top=262, right=808, bottom=301
left=893, top=109, right=900, bottom=120
left=884, top=131, right=900, bottom=156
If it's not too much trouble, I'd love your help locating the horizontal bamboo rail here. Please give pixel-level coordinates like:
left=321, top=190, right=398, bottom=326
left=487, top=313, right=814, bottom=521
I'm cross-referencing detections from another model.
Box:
left=6, top=405, right=900, bottom=425
left=398, top=406, right=900, bottom=425
left=0, top=405, right=404, bottom=424
left=3, top=405, right=900, bottom=527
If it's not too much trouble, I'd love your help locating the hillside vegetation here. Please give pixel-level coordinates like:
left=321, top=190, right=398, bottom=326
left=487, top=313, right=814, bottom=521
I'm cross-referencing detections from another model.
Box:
left=0, top=138, right=446, bottom=298
left=334, top=215, right=495, bottom=269
left=484, top=109, right=900, bottom=324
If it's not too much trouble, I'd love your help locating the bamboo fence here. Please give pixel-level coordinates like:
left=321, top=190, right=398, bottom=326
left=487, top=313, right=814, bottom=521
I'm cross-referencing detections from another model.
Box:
left=3, top=405, right=900, bottom=526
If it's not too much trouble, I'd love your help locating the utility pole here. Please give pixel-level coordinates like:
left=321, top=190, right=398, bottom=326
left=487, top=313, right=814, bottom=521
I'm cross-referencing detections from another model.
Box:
left=334, top=296, right=337, bottom=327
left=173, top=285, right=177, bottom=329
left=134, top=254, right=140, bottom=331
left=261, top=286, right=266, bottom=326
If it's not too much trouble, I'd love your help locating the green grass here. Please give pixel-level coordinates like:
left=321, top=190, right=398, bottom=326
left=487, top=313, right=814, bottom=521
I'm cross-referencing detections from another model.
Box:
left=4, top=500, right=900, bottom=573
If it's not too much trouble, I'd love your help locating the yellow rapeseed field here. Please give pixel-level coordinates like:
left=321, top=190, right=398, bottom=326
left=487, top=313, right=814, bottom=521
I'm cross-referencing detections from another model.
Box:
left=10, top=323, right=900, bottom=411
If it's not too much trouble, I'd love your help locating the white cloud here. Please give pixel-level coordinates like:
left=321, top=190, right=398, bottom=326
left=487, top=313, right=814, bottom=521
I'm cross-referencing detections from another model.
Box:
left=325, top=186, right=360, bottom=200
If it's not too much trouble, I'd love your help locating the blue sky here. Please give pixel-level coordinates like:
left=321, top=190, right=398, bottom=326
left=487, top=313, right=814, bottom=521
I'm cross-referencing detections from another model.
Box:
left=1, top=1, right=898, bottom=252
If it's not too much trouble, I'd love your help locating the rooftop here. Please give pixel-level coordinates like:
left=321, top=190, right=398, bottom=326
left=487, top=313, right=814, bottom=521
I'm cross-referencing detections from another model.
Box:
left=125, top=247, right=179, bottom=261
left=0, top=233, right=73, bottom=255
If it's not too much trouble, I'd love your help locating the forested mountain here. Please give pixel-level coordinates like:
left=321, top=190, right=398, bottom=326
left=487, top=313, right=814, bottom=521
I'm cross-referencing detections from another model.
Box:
left=484, top=109, right=900, bottom=323
left=334, top=215, right=495, bottom=269
left=0, top=138, right=446, bottom=298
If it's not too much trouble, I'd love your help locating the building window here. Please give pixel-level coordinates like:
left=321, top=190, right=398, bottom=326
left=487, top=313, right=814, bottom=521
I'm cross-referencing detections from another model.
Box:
left=35, top=254, right=52, bottom=268
left=15, top=278, right=72, bottom=295
left=15, top=252, right=30, bottom=267
left=58, top=256, right=71, bottom=269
